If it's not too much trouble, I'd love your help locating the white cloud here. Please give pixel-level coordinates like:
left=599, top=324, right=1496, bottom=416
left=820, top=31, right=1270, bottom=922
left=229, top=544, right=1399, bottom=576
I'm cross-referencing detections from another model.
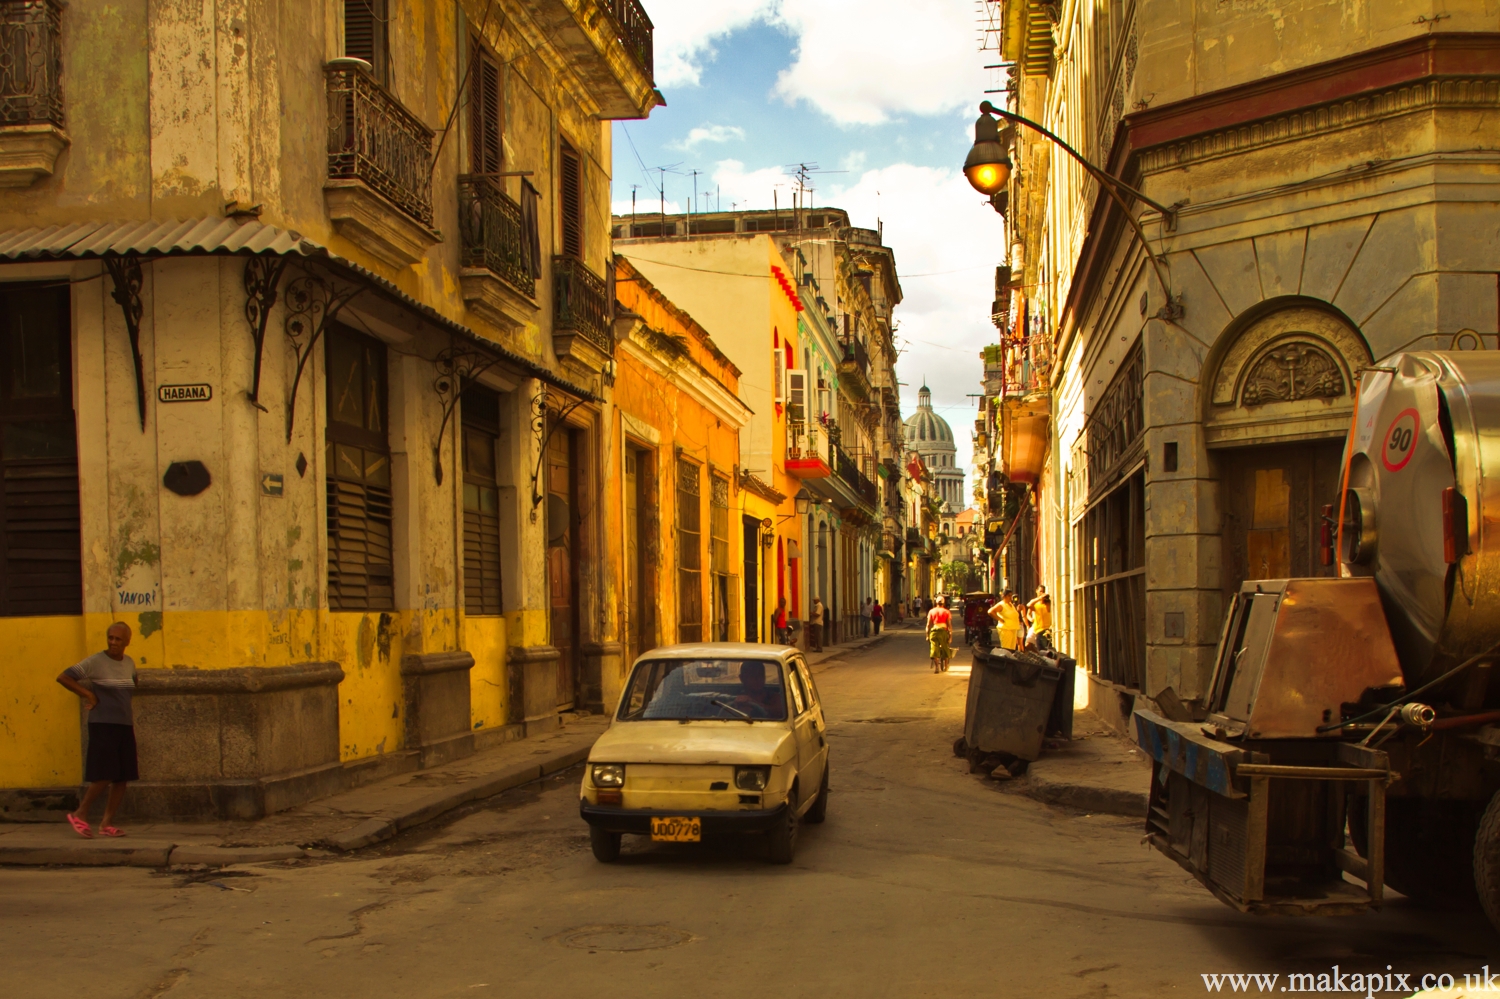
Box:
left=769, top=0, right=985, bottom=125
left=646, top=0, right=775, bottom=88
left=668, top=124, right=746, bottom=152
left=645, top=0, right=985, bottom=125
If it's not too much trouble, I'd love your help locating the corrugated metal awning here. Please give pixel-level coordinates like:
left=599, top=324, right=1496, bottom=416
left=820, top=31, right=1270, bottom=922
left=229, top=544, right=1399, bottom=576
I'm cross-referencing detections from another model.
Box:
left=0, top=217, right=595, bottom=402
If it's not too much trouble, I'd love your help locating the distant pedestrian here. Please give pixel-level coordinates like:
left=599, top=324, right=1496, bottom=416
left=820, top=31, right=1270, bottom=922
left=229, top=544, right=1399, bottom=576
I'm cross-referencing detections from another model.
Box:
left=57, top=622, right=139, bottom=838
left=1025, top=587, right=1053, bottom=650
left=774, top=597, right=790, bottom=645
left=809, top=597, right=826, bottom=652
left=988, top=591, right=1023, bottom=651
left=861, top=597, right=872, bottom=636
left=870, top=599, right=884, bottom=635
left=926, top=596, right=953, bottom=673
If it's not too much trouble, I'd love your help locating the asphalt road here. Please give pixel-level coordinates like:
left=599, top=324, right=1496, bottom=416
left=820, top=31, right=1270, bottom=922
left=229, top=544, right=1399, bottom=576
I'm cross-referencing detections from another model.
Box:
left=5, top=630, right=1497, bottom=998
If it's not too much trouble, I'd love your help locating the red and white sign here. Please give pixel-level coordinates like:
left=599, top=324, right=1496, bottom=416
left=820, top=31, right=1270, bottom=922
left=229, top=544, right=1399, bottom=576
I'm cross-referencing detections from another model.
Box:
left=1381, top=408, right=1420, bottom=472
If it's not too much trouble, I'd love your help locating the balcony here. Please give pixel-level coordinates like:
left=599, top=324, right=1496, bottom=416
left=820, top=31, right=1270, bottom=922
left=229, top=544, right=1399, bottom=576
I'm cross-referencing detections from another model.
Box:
left=512, top=0, right=657, bottom=119
left=324, top=60, right=439, bottom=268
left=0, top=0, right=66, bottom=187
left=838, top=337, right=872, bottom=400
left=552, top=255, right=613, bottom=367
left=834, top=442, right=878, bottom=509
left=458, top=175, right=539, bottom=333
left=786, top=421, right=831, bottom=479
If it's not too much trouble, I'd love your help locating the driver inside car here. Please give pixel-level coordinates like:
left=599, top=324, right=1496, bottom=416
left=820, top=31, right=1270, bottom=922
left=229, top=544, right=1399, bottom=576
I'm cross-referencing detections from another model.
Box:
left=731, top=660, right=785, bottom=718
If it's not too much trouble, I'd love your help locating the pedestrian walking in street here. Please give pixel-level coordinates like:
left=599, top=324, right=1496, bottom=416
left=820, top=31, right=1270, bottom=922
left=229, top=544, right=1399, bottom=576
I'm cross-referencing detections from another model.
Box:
left=926, top=596, right=953, bottom=672
left=56, top=622, right=139, bottom=838
left=809, top=597, right=826, bottom=652
left=1025, top=587, right=1053, bottom=650
left=861, top=597, right=872, bottom=636
left=774, top=597, right=790, bottom=645
left=870, top=599, right=883, bottom=635
left=988, top=591, right=1023, bottom=651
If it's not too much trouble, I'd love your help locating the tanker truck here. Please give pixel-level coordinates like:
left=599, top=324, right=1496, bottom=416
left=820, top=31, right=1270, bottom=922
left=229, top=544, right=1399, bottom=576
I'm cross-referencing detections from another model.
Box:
left=1133, top=350, right=1500, bottom=930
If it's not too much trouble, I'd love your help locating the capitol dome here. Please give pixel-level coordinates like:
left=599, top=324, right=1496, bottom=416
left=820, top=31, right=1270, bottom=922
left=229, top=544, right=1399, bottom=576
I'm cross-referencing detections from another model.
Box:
left=904, top=385, right=954, bottom=445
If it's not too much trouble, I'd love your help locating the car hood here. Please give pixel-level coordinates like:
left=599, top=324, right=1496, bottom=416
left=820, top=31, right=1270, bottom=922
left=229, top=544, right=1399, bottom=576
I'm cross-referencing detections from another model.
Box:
left=589, top=720, right=796, bottom=766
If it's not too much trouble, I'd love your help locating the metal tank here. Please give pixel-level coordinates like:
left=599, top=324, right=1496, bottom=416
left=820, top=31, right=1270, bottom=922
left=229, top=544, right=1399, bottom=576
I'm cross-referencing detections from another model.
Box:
left=1341, top=351, right=1500, bottom=690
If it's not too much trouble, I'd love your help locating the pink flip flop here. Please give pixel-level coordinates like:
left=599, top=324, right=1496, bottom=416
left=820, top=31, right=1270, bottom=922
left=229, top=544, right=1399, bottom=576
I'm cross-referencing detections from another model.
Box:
left=97, top=826, right=126, bottom=838
left=66, top=814, right=92, bottom=838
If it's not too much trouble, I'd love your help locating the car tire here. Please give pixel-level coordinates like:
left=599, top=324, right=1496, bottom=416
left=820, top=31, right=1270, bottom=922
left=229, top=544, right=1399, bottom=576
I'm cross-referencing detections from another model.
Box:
left=766, top=801, right=799, bottom=864
left=804, top=764, right=830, bottom=825
left=1473, top=790, right=1500, bottom=932
left=590, top=825, right=622, bottom=863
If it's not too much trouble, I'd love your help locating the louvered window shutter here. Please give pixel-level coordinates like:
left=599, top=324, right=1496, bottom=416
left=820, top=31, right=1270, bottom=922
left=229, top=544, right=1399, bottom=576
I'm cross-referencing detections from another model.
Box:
left=469, top=41, right=502, bottom=175
left=325, top=325, right=394, bottom=612
left=461, top=384, right=503, bottom=616
left=559, top=141, right=583, bottom=259
left=344, top=0, right=388, bottom=84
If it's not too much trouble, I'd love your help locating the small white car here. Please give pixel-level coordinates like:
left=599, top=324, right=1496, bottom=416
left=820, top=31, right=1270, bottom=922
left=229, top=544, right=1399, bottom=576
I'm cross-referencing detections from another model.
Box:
left=579, top=644, right=830, bottom=864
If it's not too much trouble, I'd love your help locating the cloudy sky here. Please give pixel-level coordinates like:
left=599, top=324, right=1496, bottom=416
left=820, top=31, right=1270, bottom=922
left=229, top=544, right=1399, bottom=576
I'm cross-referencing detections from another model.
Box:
left=613, top=0, right=1007, bottom=492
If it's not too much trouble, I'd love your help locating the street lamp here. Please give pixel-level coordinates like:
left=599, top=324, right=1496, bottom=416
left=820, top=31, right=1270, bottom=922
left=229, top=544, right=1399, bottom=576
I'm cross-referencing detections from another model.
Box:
left=795, top=488, right=812, bottom=516
left=963, top=100, right=1178, bottom=228
left=962, top=111, right=1012, bottom=196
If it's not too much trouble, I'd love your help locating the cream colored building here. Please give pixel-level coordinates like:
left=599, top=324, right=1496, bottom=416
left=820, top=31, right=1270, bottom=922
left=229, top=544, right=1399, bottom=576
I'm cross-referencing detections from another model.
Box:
left=0, top=0, right=657, bottom=819
left=992, top=1, right=1499, bottom=726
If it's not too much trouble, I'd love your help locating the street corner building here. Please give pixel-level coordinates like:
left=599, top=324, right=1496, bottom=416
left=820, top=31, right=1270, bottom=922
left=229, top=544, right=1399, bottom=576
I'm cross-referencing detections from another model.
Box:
left=979, top=1, right=1500, bottom=730
left=612, top=207, right=908, bottom=644
left=0, top=0, right=660, bottom=821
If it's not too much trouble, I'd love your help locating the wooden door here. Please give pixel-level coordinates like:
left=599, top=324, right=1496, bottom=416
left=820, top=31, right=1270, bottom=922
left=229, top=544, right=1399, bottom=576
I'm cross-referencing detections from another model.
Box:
left=1220, top=441, right=1343, bottom=604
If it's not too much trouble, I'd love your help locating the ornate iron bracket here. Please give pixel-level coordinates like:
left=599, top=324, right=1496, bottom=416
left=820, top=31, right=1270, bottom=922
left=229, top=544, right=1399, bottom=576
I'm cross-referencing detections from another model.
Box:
left=244, top=255, right=289, bottom=412
left=104, top=255, right=148, bottom=432
left=528, top=384, right=586, bottom=523
left=431, top=342, right=509, bottom=485
left=283, top=269, right=361, bottom=443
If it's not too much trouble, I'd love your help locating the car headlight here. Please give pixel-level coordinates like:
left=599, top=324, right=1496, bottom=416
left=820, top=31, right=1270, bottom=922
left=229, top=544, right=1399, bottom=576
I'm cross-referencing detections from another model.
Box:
left=734, top=766, right=770, bottom=791
left=591, top=763, right=625, bottom=788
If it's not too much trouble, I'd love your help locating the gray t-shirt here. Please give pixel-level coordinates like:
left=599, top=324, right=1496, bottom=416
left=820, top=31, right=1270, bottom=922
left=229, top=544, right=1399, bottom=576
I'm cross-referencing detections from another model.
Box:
left=65, top=652, right=138, bottom=726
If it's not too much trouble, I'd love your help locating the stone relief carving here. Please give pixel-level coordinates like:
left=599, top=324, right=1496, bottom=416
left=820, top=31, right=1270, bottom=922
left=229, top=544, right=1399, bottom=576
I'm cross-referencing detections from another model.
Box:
left=1240, top=341, right=1346, bottom=406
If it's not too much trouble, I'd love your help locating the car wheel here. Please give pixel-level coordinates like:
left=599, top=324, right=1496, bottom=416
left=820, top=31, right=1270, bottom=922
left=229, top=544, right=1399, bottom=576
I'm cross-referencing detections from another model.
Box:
left=1474, top=790, right=1500, bottom=932
left=766, top=801, right=799, bottom=864
left=804, top=764, right=830, bottom=825
left=590, top=825, right=622, bottom=863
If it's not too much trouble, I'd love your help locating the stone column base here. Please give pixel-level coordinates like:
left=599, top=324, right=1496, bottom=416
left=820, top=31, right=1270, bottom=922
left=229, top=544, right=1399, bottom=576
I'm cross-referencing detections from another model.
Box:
left=401, top=650, right=476, bottom=768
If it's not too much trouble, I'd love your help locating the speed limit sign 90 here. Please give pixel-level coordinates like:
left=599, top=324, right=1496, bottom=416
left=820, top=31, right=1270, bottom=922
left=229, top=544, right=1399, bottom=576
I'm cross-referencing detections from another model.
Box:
left=1382, top=408, right=1420, bottom=472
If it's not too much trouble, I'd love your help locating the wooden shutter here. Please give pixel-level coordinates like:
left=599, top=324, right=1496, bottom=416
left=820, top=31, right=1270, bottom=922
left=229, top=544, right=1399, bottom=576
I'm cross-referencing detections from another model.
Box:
left=559, top=140, right=583, bottom=259
left=325, top=325, right=394, bottom=612
left=677, top=458, right=702, bottom=643
left=0, top=285, right=80, bottom=617
left=468, top=41, right=502, bottom=176
left=344, top=0, right=388, bottom=84
left=461, top=385, right=502, bottom=616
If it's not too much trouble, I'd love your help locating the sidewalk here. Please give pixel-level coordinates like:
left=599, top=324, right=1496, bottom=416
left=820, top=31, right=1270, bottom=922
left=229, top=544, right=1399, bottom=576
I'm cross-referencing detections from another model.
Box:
left=1016, top=708, right=1151, bottom=817
left=0, top=715, right=608, bottom=868
left=0, top=633, right=892, bottom=869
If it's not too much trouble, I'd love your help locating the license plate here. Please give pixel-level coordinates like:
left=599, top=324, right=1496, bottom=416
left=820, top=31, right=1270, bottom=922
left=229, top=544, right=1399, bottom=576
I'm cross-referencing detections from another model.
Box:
left=650, top=816, right=701, bottom=842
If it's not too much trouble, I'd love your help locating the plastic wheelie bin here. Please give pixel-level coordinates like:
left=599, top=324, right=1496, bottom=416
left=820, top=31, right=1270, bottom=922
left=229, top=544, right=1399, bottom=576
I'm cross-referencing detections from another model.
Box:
left=962, top=646, right=1063, bottom=762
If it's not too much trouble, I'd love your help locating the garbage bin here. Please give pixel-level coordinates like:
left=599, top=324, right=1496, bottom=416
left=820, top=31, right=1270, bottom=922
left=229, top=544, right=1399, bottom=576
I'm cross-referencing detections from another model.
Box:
left=1044, top=651, right=1076, bottom=741
left=963, top=647, right=1063, bottom=762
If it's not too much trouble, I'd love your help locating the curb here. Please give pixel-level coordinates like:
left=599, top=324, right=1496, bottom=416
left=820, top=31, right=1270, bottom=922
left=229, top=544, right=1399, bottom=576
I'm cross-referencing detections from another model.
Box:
left=0, top=843, right=174, bottom=867
left=323, top=740, right=595, bottom=852
left=169, top=845, right=309, bottom=866
left=1022, top=772, right=1149, bottom=818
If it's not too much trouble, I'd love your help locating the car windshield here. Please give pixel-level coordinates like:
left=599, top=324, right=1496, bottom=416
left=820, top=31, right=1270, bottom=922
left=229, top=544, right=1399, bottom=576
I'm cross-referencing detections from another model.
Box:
left=617, top=659, right=789, bottom=722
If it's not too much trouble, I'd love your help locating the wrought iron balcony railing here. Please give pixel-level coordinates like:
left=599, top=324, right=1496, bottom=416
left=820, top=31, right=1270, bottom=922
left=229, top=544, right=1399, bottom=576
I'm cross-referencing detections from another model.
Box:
left=603, top=0, right=654, bottom=80
left=0, top=0, right=63, bottom=128
left=326, top=62, right=434, bottom=227
left=458, top=175, right=535, bottom=299
left=552, top=255, right=612, bottom=356
left=840, top=336, right=869, bottom=378
left=834, top=442, right=878, bottom=509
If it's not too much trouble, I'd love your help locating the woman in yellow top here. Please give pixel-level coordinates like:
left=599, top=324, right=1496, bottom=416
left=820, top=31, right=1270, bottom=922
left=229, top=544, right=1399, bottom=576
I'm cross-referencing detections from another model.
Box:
left=988, top=591, right=1023, bottom=651
left=1025, top=588, right=1053, bottom=650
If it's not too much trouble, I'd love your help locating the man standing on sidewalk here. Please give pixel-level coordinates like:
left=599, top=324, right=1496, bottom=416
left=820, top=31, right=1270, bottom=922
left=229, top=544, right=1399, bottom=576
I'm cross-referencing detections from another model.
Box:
left=56, top=622, right=139, bottom=838
left=808, top=597, right=825, bottom=652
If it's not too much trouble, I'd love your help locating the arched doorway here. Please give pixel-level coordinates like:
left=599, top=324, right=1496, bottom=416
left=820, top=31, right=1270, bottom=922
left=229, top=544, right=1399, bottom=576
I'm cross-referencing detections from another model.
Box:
left=1204, top=303, right=1371, bottom=602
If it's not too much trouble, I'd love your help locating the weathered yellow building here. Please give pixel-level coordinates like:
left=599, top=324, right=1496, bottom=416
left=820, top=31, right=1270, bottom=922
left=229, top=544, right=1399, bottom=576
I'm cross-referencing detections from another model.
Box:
left=989, top=1, right=1499, bottom=727
left=0, top=0, right=658, bottom=819
left=609, top=255, right=748, bottom=693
